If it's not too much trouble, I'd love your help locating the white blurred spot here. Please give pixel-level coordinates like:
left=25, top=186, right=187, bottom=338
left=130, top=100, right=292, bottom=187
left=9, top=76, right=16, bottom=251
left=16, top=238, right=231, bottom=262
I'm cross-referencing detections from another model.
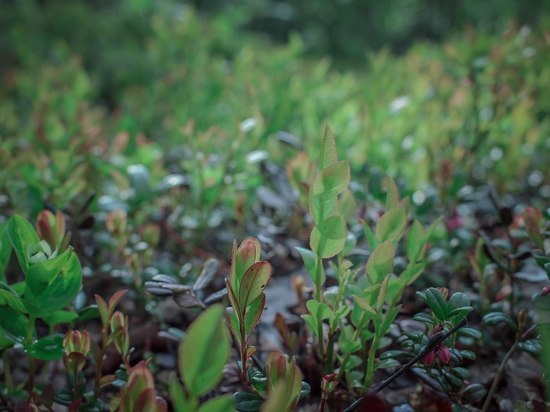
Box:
left=412, top=191, right=425, bottom=205
left=389, top=96, right=410, bottom=114
left=239, top=118, right=257, bottom=133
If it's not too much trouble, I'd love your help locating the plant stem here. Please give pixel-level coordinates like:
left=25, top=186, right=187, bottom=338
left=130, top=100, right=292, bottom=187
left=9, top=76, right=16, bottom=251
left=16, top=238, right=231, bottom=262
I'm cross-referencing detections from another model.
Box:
left=314, top=255, right=323, bottom=302
left=2, top=350, right=13, bottom=395
left=314, top=255, right=326, bottom=359
left=25, top=315, right=36, bottom=393
left=364, top=331, right=380, bottom=388
left=481, top=325, right=536, bottom=412
left=317, top=319, right=325, bottom=362
left=325, top=331, right=335, bottom=374
left=94, top=330, right=108, bottom=397
left=335, top=312, right=368, bottom=381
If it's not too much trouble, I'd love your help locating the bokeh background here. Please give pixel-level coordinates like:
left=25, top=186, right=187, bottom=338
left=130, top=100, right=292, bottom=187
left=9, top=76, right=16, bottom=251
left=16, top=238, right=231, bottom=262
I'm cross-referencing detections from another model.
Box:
left=0, top=0, right=548, bottom=234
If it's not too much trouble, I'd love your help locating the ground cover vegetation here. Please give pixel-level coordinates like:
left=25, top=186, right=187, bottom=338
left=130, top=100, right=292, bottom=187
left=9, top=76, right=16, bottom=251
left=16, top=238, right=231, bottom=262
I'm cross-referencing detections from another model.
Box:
left=0, top=1, right=549, bottom=411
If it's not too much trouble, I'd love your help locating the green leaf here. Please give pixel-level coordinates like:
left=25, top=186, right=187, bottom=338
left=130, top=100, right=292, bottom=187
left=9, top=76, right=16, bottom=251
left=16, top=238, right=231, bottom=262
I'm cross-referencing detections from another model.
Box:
left=306, top=299, right=331, bottom=321
left=458, top=327, right=482, bottom=339
left=0, top=223, right=12, bottom=280
left=309, top=194, right=337, bottom=223
left=385, top=178, right=400, bottom=209
left=180, top=305, right=230, bottom=397
left=8, top=215, right=41, bottom=275
left=310, top=215, right=347, bottom=259
left=244, top=294, right=266, bottom=336
left=376, top=358, right=400, bottom=370
left=340, top=339, right=362, bottom=355
left=461, top=384, right=487, bottom=403
left=363, top=225, right=379, bottom=250
left=312, top=161, right=350, bottom=197
left=375, top=205, right=407, bottom=243
left=518, top=339, right=542, bottom=355
left=380, top=305, right=401, bottom=334
left=319, top=125, right=337, bottom=169
left=0, top=282, right=27, bottom=313
left=352, top=295, right=376, bottom=315
left=225, top=307, right=241, bottom=346
left=170, top=378, right=198, bottom=412
left=460, top=350, right=476, bottom=360
left=238, top=261, right=271, bottom=310
left=42, top=310, right=79, bottom=326
left=295, top=247, right=317, bottom=279
left=413, top=312, right=436, bottom=325
left=27, top=334, right=64, bottom=360
left=301, top=314, right=317, bottom=334
left=483, top=312, right=517, bottom=331
left=406, top=220, right=426, bottom=262
left=24, top=250, right=82, bottom=316
left=197, top=395, right=234, bottom=412
left=448, top=292, right=470, bottom=312
left=339, top=189, right=357, bottom=223
left=233, top=391, right=263, bottom=412
left=377, top=275, right=391, bottom=309
left=0, top=305, right=28, bottom=342
left=366, top=241, right=395, bottom=284
left=424, top=288, right=449, bottom=321
left=400, top=263, right=425, bottom=286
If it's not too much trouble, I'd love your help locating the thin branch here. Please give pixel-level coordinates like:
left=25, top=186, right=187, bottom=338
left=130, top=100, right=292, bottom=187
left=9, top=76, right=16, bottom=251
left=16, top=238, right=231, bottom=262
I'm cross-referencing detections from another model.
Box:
left=481, top=324, right=537, bottom=412
left=343, top=318, right=467, bottom=412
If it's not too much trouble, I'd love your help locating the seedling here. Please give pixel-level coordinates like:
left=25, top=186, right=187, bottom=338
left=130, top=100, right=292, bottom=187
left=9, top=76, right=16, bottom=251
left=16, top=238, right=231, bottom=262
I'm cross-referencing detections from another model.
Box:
left=224, top=237, right=272, bottom=386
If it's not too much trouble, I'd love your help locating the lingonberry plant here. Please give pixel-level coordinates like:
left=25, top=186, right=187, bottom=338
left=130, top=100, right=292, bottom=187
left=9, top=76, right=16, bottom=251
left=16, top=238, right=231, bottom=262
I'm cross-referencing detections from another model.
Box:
left=394, top=288, right=485, bottom=408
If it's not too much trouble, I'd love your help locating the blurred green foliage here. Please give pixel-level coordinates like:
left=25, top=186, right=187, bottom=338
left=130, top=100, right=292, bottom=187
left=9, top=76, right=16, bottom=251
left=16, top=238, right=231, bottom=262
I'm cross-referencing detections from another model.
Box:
left=0, top=0, right=548, bottom=224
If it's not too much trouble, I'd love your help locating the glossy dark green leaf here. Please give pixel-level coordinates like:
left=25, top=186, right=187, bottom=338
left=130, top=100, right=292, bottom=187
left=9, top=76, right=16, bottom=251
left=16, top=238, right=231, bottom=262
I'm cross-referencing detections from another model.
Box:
left=448, top=292, right=470, bottom=312
left=460, top=350, right=476, bottom=360
left=425, top=288, right=448, bottom=321
left=413, top=312, right=436, bottom=325
left=461, top=383, right=487, bottom=403
left=518, top=339, right=542, bottom=354
left=483, top=312, right=517, bottom=330
left=376, top=358, right=400, bottom=370
left=233, top=391, right=263, bottom=412
left=457, top=327, right=482, bottom=339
